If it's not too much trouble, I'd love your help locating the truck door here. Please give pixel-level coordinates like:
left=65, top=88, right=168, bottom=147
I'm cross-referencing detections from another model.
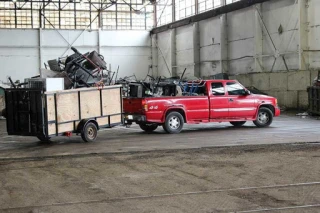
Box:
left=226, top=82, right=256, bottom=118
left=209, top=82, right=229, bottom=119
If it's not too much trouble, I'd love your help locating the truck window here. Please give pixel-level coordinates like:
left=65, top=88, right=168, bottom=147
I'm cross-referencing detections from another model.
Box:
left=226, top=82, right=246, bottom=95
left=211, top=83, right=225, bottom=95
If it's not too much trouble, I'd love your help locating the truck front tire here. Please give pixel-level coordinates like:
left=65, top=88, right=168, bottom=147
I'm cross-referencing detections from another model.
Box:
left=139, top=123, right=158, bottom=132
left=163, top=111, right=184, bottom=134
left=81, top=122, right=98, bottom=142
left=253, top=107, right=273, bottom=128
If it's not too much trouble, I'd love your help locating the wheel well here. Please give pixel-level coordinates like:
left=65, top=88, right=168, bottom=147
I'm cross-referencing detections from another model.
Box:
left=260, top=104, right=275, bottom=115
left=89, top=120, right=99, bottom=130
left=165, top=109, right=186, bottom=123
left=77, top=119, right=99, bottom=132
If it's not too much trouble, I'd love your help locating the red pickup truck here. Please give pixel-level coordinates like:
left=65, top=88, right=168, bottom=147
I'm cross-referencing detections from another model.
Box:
left=123, top=80, right=280, bottom=133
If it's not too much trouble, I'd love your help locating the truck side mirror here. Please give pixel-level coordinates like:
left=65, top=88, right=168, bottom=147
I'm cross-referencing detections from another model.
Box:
left=245, top=90, right=251, bottom=95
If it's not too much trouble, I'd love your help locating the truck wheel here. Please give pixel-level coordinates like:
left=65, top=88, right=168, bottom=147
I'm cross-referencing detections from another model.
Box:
left=163, top=111, right=184, bottom=134
left=81, top=122, right=98, bottom=142
left=230, top=121, right=246, bottom=127
left=37, top=134, right=51, bottom=143
left=253, top=107, right=273, bottom=128
left=139, top=123, right=158, bottom=132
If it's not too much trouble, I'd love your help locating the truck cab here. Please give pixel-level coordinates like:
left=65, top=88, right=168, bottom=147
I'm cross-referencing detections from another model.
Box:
left=123, top=80, right=280, bottom=133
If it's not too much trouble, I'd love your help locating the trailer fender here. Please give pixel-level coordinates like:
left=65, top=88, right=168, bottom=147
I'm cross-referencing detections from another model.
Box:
left=77, top=119, right=99, bottom=133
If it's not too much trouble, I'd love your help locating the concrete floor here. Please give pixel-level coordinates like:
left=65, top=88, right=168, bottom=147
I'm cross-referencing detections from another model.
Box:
left=0, top=113, right=319, bottom=159
left=0, top=113, right=320, bottom=212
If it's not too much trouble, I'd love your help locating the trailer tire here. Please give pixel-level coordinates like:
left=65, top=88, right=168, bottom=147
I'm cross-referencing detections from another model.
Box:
left=139, top=123, right=158, bottom=132
left=253, top=107, right=273, bottom=128
left=81, top=122, right=98, bottom=142
left=37, top=135, right=51, bottom=143
left=230, top=121, right=246, bottom=127
left=163, top=111, right=184, bottom=134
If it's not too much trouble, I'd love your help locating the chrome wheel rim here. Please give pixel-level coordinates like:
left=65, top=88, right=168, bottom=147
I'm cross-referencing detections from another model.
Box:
left=169, top=116, right=180, bottom=130
left=258, top=112, right=269, bottom=124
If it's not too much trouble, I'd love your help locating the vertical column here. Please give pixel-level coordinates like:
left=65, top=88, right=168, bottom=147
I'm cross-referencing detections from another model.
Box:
left=220, top=14, right=228, bottom=74
left=195, top=0, right=199, bottom=15
left=151, top=34, right=159, bottom=77
left=39, top=28, right=43, bottom=73
left=172, top=0, right=176, bottom=22
left=98, top=28, right=101, bottom=54
left=153, top=4, right=157, bottom=27
left=298, top=0, right=309, bottom=70
left=254, top=4, right=263, bottom=72
left=220, top=0, right=228, bottom=74
left=171, top=29, right=177, bottom=77
left=193, top=22, right=200, bottom=77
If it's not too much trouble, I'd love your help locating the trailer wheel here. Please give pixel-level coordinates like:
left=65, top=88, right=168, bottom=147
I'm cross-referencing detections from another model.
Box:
left=37, top=135, right=51, bottom=143
left=139, top=123, right=158, bottom=132
left=253, top=107, right=273, bottom=128
left=81, top=122, right=98, bottom=142
left=230, top=121, right=246, bottom=127
left=163, top=111, right=184, bottom=134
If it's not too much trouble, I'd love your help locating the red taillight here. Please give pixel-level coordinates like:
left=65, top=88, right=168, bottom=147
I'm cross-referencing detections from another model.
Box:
left=142, top=99, right=148, bottom=112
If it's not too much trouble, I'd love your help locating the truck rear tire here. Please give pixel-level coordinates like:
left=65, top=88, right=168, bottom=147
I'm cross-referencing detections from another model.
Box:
left=253, top=107, right=273, bottom=128
left=230, top=121, right=246, bottom=127
left=139, top=123, right=158, bottom=132
left=81, top=122, right=98, bottom=142
left=163, top=111, right=184, bottom=134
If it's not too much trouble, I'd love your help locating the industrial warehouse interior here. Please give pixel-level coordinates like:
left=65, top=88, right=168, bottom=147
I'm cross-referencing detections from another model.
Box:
left=0, top=0, right=320, bottom=212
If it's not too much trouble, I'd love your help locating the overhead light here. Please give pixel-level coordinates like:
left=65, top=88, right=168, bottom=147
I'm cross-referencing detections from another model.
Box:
left=12, top=0, right=17, bottom=3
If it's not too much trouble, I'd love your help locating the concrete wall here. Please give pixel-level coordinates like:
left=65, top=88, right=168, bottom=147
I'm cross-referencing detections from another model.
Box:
left=0, top=29, right=153, bottom=83
left=154, top=0, right=320, bottom=109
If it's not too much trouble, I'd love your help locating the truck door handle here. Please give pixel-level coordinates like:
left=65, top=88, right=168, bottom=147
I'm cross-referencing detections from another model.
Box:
left=229, top=98, right=233, bottom=102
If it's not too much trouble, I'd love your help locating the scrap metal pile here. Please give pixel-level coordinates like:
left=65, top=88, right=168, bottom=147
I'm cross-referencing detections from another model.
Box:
left=119, top=68, right=208, bottom=98
left=312, top=71, right=320, bottom=87
left=45, top=47, right=114, bottom=89
left=4, top=47, right=238, bottom=98
left=307, top=71, right=320, bottom=116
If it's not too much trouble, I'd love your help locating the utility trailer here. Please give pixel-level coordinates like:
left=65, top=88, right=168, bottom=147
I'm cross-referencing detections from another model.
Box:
left=5, top=85, right=123, bottom=142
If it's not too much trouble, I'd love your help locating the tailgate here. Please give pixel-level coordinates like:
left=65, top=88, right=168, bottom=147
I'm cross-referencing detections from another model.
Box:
left=123, top=98, right=145, bottom=114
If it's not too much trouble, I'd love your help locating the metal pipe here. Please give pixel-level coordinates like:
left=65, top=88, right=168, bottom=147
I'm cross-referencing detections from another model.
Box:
left=304, top=50, right=320, bottom=52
